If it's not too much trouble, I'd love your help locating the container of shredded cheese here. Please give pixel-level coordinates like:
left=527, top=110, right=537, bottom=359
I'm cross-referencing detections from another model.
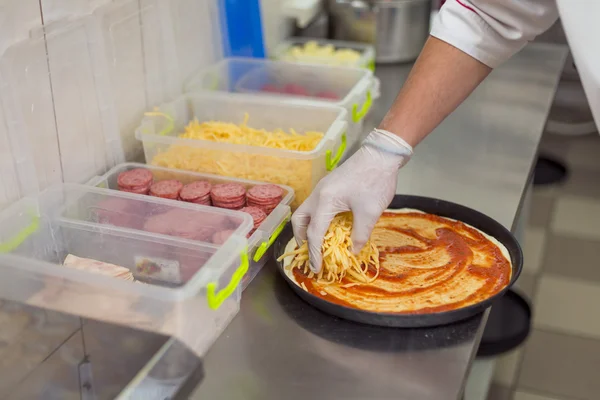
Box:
left=272, top=38, right=375, bottom=70
left=0, top=183, right=253, bottom=357
left=89, top=162, right=295, bottom=288
left=135, top=93, right=347, bottom=210
left=183, top=58, right=377, bottom=155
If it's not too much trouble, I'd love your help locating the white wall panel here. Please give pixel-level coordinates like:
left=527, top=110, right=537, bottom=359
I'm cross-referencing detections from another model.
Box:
left=96, top=0, right=180, bottom=161
left=170, top=0, right=222, bottom=82
left=43, top=16, right=124, bottom=184
left=39, top=0, right=110, bottom=22
left=0, top=0, right=45, bottom=209
left=0, top=0, right=43, bottom=55
left=0, top=0, right=227, bottom=209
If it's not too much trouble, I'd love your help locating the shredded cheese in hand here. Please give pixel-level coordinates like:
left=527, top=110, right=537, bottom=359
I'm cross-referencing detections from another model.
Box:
left=279, top=212, right=380, bottom=285
left=151, top=114, right=324, bottom=209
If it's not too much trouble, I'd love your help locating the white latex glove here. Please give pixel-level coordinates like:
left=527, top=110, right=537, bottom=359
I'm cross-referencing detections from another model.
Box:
left=292, top=129, right=413, bottom=273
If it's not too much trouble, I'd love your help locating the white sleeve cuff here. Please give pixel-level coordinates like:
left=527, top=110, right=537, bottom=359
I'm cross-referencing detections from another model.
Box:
left=430, top=24, right=508, bottom=68
left=431, top=0, right=558, bottom=69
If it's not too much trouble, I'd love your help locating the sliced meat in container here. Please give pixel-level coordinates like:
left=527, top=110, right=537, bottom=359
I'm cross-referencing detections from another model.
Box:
left=211, top=183, right=247, bottom=209
left=117, top=168, right=153, bottom=189
left=180, top=181, right=212, bottom=204
left=150, top=180, right=184, bottom=200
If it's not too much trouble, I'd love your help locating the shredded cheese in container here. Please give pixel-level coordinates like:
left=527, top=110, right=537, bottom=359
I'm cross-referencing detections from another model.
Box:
left=279, top=212, right=380, bottom=285
left=151, top=114, right=324, bottom=209
left=283, top=41, right=362, bottom=67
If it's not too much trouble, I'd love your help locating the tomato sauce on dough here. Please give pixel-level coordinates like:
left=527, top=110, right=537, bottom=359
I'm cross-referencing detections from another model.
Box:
left=291, top=210, right=512, bottom=314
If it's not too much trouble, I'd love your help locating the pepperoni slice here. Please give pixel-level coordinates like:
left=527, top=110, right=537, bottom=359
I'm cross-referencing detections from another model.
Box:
left=211, top=183, right=247, bottom=209
left=117, top=168, right=153, bottom=189
left=212, top=200, right=246, bottom=210
left=150, top=180, right=184, bottom=200
left=240, top=206, right=267, bottom=228
left=93, top=198, right=145, bottom=229
left=144, top=209, right=228, bottom=240
left=246, top=184, right=283, bottom=214
left=246, top=184, right=283, bottom=202
left=246, top=201, right=277, bottom=215
left=189, top=197, right=211, bottom=206
left=180, top=181, right=212, bottom=202
left=119, top=185, right=150, bottom=195
left=210, top=183, right=246, bottom=201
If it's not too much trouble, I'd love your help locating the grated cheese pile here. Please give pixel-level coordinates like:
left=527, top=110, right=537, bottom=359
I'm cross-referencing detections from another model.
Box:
left=151, top=114, right=324, bottom=209
left=282, top=40, right=362, bottom=67
left=279, top=212, right=380, bottom=285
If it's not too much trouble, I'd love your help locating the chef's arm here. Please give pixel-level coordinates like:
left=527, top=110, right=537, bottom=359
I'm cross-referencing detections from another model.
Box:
left=379, top=36, right=491, bottom=147
left=380, top=0, right=559, bottom=147
left=292, top=0, right=560, bottom=270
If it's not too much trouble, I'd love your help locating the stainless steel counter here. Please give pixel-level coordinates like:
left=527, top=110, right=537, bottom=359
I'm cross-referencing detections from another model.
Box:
left=191, top=43, right=567, bottom=400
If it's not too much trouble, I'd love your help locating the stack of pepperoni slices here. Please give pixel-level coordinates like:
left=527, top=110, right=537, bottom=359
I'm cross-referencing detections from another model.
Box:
left=247, top=184, right=284, bottom=214
left=210, top=183, right=247, bottom=210
left=180, top=181, right=212, bottom=205
left=240, top=206, right=267, bottom=235
left=117, top=168, right=153, bottom=194
left=150, top=180, right=184, bottom=200
left=115, top=168, right=286, bottom=239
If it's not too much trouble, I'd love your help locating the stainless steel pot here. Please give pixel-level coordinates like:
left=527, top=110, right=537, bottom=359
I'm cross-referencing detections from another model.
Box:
left=328, top=0, right=431, bottom=63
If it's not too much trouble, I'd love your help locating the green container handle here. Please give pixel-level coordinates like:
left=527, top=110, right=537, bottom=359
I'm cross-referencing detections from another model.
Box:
left=351, top=90, right=373, bottom=123
left=207, top=250, right=249, bottom=310
left=253, top=213, right=290, bottom=262
left=0, top=214, right=40, bottom=253
left=144, top=111, right=175, bottom=136
left=325, top=132, right=347, bottom=171
left=367, top=59, right=376, bottom=72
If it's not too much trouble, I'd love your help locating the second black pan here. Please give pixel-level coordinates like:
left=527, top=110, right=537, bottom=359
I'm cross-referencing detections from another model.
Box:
left=274, top=195, right=523, bottom=328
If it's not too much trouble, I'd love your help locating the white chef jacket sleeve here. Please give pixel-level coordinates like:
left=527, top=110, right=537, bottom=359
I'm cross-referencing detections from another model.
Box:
left=430, top=0, right=559, bottom=68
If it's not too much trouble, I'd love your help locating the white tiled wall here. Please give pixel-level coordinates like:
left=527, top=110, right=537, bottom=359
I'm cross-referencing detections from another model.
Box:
left=0, top=0, right=222, bottom=209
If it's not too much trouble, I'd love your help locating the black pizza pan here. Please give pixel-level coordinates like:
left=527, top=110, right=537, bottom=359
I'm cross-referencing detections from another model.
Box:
left=274, top=194, right=524, bottom=328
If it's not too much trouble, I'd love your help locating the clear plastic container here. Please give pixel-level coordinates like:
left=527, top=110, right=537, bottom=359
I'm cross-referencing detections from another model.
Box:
left=89, top=162, right=295, bottom=288
left=183, top=58, right=376, bottom=152
left=0, top=183, right=252, bottom=357
left=93, top=0, right=180, bottom=161
left=272, top=37, right=376, bottom=70
left=135, top=92, right=347, bottom=209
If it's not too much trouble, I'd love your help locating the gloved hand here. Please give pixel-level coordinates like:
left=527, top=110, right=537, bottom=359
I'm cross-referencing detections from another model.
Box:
left=292, top=129, right=413, bottom=272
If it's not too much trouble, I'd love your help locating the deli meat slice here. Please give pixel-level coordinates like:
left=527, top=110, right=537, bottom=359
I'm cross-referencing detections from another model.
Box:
left=180, top=181, right=212, bottom=205
left=212, top=230, right=236, bottom=245
left=246, top=184, right=284, bottom=213
left=211, top=183, right=247, bottom=209
left=117, top=168, right=153, bottom=189
left=63, top=254, right=135, bottom=281
left=240, top=206, right=266, bottom=229
left=150, top=180, right=184, bottom=200
left=120, top=185, right=151, bottom=195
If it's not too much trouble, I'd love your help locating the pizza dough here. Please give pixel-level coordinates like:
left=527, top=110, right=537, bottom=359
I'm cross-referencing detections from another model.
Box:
left=283, top=208, right=512, bottom=314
